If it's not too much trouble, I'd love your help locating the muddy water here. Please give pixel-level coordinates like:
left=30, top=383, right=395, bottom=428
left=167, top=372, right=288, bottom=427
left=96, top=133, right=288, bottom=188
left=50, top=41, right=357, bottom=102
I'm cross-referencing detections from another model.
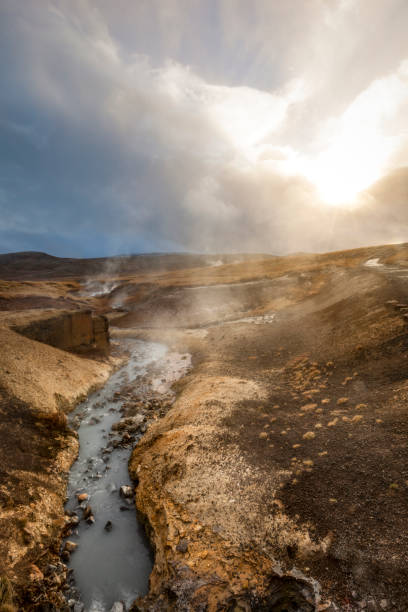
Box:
left=64, top=339, right=191, bottom=611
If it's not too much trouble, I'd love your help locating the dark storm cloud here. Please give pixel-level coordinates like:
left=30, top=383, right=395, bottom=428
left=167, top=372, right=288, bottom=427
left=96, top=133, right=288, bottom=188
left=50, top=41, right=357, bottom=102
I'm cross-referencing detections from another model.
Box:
left=0, top=0, right=408, bottom=256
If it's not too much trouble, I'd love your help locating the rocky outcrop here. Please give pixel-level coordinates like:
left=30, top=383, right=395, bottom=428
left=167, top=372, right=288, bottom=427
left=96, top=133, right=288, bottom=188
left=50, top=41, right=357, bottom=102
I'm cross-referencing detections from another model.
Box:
left=13, top=309, right=109, bottom=354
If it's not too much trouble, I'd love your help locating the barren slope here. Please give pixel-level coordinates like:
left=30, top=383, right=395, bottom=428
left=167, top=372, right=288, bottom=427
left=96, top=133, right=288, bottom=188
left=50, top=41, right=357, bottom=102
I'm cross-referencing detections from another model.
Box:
left=123, top=250, right=408, bottom=611
left=1, top=246, right=408, bottom=611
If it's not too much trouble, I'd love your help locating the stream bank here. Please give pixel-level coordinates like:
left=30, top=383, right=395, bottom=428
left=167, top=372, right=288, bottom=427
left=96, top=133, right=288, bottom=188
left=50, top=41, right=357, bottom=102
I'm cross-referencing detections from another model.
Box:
left=61, top=338, right=191, bottom=612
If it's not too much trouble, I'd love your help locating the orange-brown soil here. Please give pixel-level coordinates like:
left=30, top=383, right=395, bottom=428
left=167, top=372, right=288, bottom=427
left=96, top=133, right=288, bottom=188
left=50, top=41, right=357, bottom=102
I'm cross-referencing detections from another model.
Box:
left=1, top=245, right=408, bottom=611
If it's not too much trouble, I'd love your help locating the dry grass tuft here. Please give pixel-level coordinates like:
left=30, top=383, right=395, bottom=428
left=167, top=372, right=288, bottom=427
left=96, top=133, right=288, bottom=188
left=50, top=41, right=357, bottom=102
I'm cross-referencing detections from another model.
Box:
left=0, top=577, right=16, bottom=611
left=0, top=605, right=18, bottom=612
left=36, top=409, right=67, bottom=430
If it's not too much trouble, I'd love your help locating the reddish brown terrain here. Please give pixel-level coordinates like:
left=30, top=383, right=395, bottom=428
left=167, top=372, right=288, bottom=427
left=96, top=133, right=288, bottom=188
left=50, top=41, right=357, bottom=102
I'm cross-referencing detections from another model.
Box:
left=1, top=245, right=408, bottom=611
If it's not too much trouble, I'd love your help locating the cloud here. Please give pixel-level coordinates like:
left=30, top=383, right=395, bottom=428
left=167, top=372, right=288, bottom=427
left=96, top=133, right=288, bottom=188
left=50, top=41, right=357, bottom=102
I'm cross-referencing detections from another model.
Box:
left=0, top=0, right=408, bottom=257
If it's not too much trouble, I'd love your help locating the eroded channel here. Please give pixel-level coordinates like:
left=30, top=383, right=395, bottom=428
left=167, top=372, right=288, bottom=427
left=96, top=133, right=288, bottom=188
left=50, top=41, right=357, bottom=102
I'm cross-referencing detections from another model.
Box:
left=63, top=339, right=191, bottom=611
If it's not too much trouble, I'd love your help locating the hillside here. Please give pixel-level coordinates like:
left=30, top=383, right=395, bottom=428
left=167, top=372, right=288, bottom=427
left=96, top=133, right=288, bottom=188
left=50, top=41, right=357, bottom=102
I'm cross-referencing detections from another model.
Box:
left=0, top=245, right=408, bottom=610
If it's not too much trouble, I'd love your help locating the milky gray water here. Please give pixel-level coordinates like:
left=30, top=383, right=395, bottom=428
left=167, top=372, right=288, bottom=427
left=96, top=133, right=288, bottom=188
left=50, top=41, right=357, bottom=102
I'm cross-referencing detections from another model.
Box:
left=64, top=339, right=190, bottom=611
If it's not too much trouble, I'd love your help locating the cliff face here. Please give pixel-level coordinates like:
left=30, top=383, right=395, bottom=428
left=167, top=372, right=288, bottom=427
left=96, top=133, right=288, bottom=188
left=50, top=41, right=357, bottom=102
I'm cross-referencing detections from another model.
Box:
left=13, top=309, right=109, bottom=354
left=0, top=309, right=112, bottom=414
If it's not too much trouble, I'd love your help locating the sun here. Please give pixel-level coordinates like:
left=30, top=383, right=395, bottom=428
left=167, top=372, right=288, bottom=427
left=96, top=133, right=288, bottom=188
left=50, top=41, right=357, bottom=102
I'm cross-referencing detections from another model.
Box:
left=301, top=133, right=389, bottom=207
left=307, top=155, right=371, bottom=207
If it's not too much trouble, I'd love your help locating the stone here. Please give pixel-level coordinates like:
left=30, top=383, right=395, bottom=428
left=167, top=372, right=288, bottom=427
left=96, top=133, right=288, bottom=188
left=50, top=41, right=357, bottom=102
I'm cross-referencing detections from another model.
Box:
left=29, top=564, right=44, bottom=581
left=110, top=603, right=125, bottom=612
left=303, top=431, right=316, bottom=439
left=337, top=397, right=349, bottom=405
left=104, top=520, right=113, bottom=532
left=130, top=414, right=145, bottom=428
left=119, top=485, right=133, bottom=498
left=86, top=515, right=95, bottom=525
left=351, top=415, right=363, bottom=424
left=64, top=540, right=78, bottom=553
left=366, top=598, right=379, bottom=611
left=77, top=492, right=88, bottom=502
left=301, top=403, right=318, bottom=412
left=317, top=603, right=334, bottom=611
left=83, top=505, right=93, bottom=519
left=176, top=538, right=189, bottom=553
left=23, top=526, right=32, bottom=542
left=56, top=573, right=65, bottom=586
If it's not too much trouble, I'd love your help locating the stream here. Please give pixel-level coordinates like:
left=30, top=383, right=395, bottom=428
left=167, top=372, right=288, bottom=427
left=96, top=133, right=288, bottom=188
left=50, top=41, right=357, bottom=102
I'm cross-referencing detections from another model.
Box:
left=63, top=339, right=191, bottom=612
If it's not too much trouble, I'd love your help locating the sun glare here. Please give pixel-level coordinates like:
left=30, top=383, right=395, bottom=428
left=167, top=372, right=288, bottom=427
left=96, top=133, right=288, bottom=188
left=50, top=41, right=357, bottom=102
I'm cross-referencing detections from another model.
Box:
left=304, top=145, right=384, bottom=207
left=301, top=118, right=393, bottom=207
left=305, top=133, right=392, bottom=207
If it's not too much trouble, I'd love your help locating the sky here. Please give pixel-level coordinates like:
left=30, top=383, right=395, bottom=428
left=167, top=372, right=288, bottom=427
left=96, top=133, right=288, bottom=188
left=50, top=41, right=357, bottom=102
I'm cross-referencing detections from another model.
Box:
left=1, top=0, right=408, bottom=257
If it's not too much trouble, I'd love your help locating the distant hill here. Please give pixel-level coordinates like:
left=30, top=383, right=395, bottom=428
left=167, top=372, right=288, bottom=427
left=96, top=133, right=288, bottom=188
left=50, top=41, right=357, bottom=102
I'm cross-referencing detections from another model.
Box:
left=0, top=251, right=272, bottom=280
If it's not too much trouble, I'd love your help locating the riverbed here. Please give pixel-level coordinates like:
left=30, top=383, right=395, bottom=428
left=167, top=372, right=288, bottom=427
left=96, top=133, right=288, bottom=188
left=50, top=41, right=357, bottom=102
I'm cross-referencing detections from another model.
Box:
left=63, top=339, right=191, bottom=611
